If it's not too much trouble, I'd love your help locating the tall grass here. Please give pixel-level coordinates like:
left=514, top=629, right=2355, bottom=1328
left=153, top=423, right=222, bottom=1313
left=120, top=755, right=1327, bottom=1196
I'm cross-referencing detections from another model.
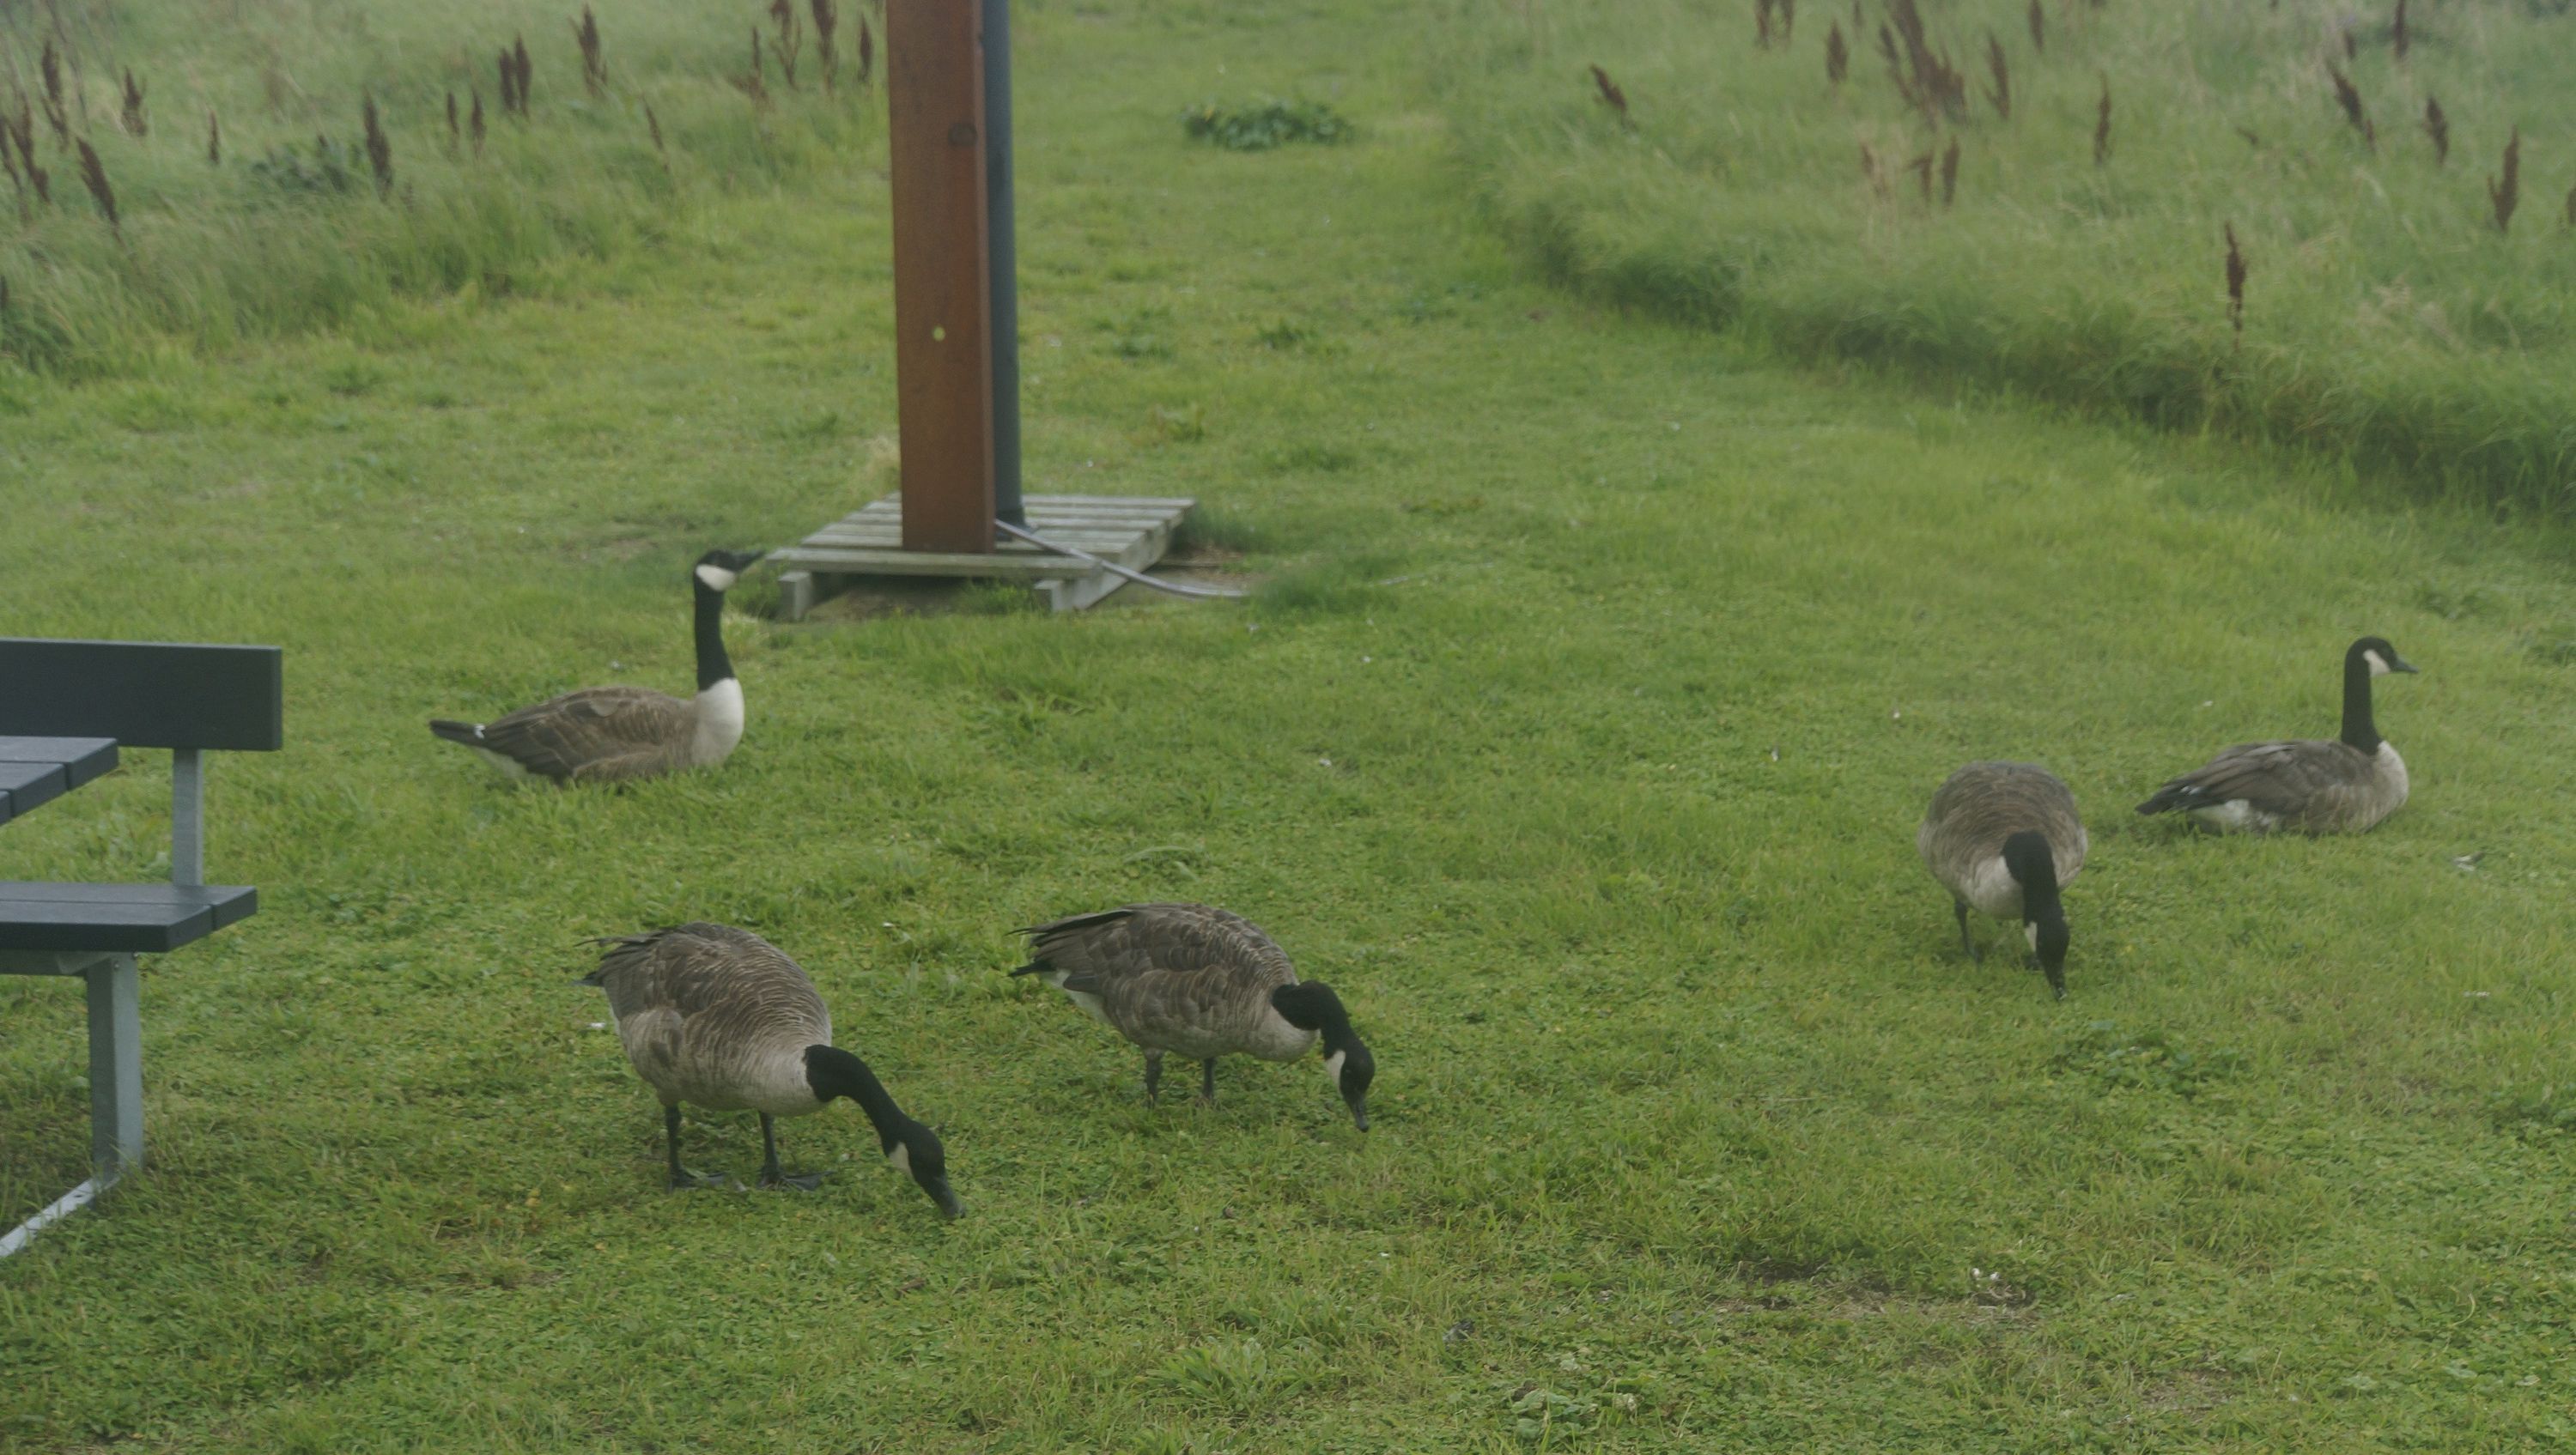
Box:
left=0, top=0, right=881, bottom=378
left=1432, top=0, right=2576, bottom=512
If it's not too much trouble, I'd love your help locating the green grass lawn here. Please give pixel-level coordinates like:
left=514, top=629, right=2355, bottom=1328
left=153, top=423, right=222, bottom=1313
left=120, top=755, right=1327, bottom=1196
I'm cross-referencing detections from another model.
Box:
left=5, top=0, right=2576, bottom=1450
left=1432, top=0, right=2576, bottom=511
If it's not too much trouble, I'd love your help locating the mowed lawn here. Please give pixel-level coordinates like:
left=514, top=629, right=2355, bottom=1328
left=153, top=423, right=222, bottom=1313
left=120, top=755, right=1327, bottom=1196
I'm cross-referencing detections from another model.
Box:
left=4, top=1, right=2576, bottom=1450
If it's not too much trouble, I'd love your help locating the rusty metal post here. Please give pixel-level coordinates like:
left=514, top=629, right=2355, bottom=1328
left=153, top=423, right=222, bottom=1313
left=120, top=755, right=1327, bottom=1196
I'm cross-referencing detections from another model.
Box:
left=887, top=0, right=995, bottom=554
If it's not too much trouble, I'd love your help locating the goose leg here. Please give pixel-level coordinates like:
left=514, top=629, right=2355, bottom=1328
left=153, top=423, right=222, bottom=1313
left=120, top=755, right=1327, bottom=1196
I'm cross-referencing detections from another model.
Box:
left=1143, top=1050, right=1165, bottom=1105
left=1199, top=1058, right=1218, bottom=1106
left=1954, top=900, right=1980, bottom=963
left=758, top=1112, right=823, bottom=1191
left=665, top=1104, right=726, bottom=1190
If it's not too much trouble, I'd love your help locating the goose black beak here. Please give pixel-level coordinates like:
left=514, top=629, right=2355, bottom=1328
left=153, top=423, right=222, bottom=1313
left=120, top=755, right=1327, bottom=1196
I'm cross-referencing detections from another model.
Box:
left=2389, top=656, right=2419, bottom=674
left=1345, top=1094, right=1370, bottom=1133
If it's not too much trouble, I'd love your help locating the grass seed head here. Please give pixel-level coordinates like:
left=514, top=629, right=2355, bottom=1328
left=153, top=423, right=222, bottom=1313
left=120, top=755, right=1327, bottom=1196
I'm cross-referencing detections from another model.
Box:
left=575, top=6, right=606, bottom=100
left=1940, top=136, right=1959, bottom=206
left=363, top=93, right=393, bottom=199
left=1589, top=64, right=1631, bottom=127
left=646, top=100, right=665, bottom=157
left=39, top=40, right=70, bottom=145
left=2328, top=64, right=2372, bottom=150
left=497, top=48, right=518, bottom=117
left=2093, top=73, right=2111, bottom=167
left=445, top=91, right=459, bottom=154
left=769, top=0, right=802, bottom=88
left=857, top=14, right=873, bottom=87
left=119, top=69, right=146, bottom=137
left=2027, top=0, right=2044, bottom=53
left=513, top=34, right=533, bottom=114
left=812, top=0, right=840, bottom=91
left=2224, top=222, right=2246, bottom=337
left=2489, top=127, right=2519, bottom=231
left=207, top=108, right=221, bottom=166
left=1984, top=33, right=2010, bottom=120
left=2393, top=0, right=2409, bottom=62
left=1826, top=22, right=1848, bottom=85
left=75, top=136, right=118, bottom=239
left=1758, top=0, right=1775, bottom=49
left=471, top=87, right=487, bottom=155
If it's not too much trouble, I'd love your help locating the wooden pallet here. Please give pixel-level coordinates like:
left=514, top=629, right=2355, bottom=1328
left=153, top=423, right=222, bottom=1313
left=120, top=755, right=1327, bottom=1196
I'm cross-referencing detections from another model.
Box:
left=769, top=493, right=1196, bottom=619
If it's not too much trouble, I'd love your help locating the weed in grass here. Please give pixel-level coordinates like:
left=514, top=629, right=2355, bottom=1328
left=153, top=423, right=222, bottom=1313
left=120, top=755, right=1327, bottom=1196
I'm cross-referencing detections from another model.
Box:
left=574, top=5, right=606, bottom=99
left=39, top=39, right=68, bottom=147
left=2055, top=1022, right=2245, bottom=1099
left=2093, top=72, right=2111, bottom=166
left=812, top=0, right=840, bottom=91
left=2224, top=221, right=2246, bottom=339
left=361, top=94, right=392, bottom=200
left=2489, top=126, right=2519, bottom=230
left=1182, top=98, right=1352, bottom=151
left=1589, top=64, right=1630, bottom=127
left=74, top=136, right=118, bottom=240
left=246, top=136, right=356, bottom=194
left=1825, top=21, right=1847, bottom=85
left=769, top=0, right=803, bottom=90
left=2328, top=62, right=2373, bottom=151
left=1255, top=318, right=1317, bottom=349
left=2424, top=94, right=2448, bottom=166
left=1142, top=402, right=1206, bottom=444
left=118, top=68, right=145, bottom=137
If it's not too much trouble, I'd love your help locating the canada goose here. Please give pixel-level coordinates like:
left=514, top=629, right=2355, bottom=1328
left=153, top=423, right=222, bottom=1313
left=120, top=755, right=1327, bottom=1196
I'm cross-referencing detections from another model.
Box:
left=1918, top=762, right=2087, bottom=998
left=429, top=548, right=765, bottom=782
left=2136, top=636, right=2418, bottom=835
left=1012, top=902, right=1374, bottom=1131
left=581, top=922, right=959, bottom=1216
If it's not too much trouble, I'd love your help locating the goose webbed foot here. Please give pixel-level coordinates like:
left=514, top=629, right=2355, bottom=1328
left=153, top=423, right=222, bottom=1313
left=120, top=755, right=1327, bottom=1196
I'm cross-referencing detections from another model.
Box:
left=668, top=1167, right=734, bottom=1191
left=755, top=1112, right=820, bottom=1190
left=760, top=1170, right=825, bottom=1191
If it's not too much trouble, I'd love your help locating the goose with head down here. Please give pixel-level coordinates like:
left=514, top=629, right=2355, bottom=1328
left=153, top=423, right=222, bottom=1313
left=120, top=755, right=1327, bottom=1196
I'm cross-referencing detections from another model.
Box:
left=1918, top=761, right=2087, bottom=998
left=581, top=921, right=959, bottom=1217
left=1012, top=902, right=1375, bottom=1131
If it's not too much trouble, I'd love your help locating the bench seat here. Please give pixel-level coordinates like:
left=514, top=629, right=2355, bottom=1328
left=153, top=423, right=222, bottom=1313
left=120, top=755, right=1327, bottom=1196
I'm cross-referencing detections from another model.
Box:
left=0, top=882, right=259, bottom=953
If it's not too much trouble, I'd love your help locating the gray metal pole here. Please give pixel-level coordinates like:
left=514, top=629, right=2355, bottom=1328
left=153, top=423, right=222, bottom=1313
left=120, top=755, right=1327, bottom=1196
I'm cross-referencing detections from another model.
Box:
left=981, top=0, right=1024, bottom=527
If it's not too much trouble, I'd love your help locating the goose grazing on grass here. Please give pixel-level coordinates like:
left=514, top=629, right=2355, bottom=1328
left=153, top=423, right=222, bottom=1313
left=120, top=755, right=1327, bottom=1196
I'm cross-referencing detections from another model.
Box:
left=429, top=548, right=765, bottom=783
left=2136, top=636, right=2418, bottom=835
left=1918, top=762, right=2087, bottom=998
left=1012, top=902, right=1375, bottom=1131
left=581, top=922, right=960, bottom=1217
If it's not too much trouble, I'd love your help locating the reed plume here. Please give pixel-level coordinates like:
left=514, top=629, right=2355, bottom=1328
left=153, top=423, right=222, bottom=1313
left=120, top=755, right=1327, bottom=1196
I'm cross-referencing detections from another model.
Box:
left=1590, top=64, right=1631, bottom=127
left=40, top=40, right=70, bottom=147
left=858, top=14, right=873, bottom=88
left=445, top=92, right=460, bottom=155
left=2423, top=96, right=2447, bottom=166
left=471, top=87, right=487, bottom=155
left=1984, top=33, right=2008, bottom=119
left=769, top=0, right=802, bottom=89
left=1826, top=22, right=1847, bottom=86
left=2327, top=64, right=2372, bottom=150
left=2392, top=0, right=2409, bottom=62
left=207, top=108, right=221, bottom=165
left=513, top=34, right=533, bottom=114
left=812, top=0, right=840, bottom=92
left=2489, top=127, right=2519, bottom=231
left=363, top=93, right=393, bottom=199
left=2026, top=0, right=2043, bottom=53
left=1939, top=136, right=1959, bottom=206
left=575, top=6, right=606, bottom=99
left=2093, top=75, right=2111, bottom=166
left=75, top=136, right=118, bottom=239
left=2224, top=223, right=2246, bottom=339
left=119, top=69, right=145, bottom=136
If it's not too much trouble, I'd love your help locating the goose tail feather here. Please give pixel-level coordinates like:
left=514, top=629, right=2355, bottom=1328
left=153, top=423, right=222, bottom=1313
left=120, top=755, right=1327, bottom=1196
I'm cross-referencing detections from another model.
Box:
left=428, top=718, right=487, bottom=746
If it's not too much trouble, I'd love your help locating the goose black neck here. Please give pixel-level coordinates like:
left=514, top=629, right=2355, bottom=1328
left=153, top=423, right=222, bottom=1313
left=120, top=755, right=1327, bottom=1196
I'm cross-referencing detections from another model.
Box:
left=2002, top=831, right=2060, bottom=919
left=693, top=581, right=735, bottom=693
left=1273, top=982, right=1359, bottom=1053
left=805, top=1046, right=908, bottom=1149
left=2339, top=647, right=2379, bottom=752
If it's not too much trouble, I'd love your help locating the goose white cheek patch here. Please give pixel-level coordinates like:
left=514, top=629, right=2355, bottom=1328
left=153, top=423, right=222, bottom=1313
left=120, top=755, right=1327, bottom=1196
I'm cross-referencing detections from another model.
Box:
left=887, top=1142, right=912, bottom=1176
left=2364, top=649, right=2390, bottom=676
left=1323, top=1049, right=1347, bottom=1085
left=695, top=564, right=740, bottom=593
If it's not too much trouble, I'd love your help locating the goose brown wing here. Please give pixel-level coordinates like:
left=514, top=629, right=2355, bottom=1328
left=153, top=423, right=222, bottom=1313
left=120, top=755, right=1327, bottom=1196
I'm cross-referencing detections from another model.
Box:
left=479, top=686, right=694, bottom=781
left=1018, top=903, right=1297, bottom=1046
left=583, top=922, right=829, bottom=1046
left=1923, top=763, right=2086, bottom=877
left=2157, top=739, right=2375, bottom=821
